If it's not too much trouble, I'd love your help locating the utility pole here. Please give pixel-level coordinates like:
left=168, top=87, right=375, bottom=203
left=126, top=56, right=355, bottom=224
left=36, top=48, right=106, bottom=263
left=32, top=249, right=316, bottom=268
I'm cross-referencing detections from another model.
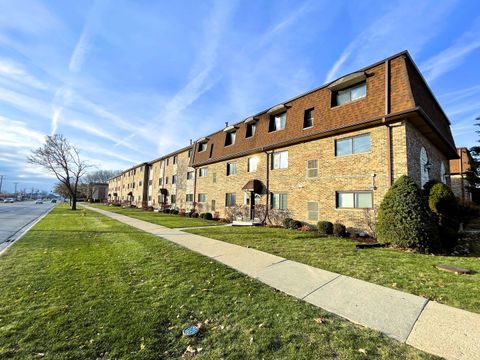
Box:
left=14, top=182, right=18, bottom=196
left=0, top=175, right=3, bottom=194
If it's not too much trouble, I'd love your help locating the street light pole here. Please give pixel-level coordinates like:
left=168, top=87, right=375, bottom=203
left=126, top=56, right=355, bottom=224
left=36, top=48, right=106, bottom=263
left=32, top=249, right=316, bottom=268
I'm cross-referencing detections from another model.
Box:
left=14, top=182, right=18, bottom=196
left=0, top=175, right=3, bottom=194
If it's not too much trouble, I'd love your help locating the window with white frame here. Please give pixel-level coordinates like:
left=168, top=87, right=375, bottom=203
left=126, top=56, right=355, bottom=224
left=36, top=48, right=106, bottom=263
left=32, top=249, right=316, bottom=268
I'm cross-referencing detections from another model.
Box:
left=248, top=157, right=258, bottom=172
left=268, top=111, right=286, bottom=132
left=306, top=160, right=318, bottom=178
left=271, top=151, right=288, bottom=169
left=303, top=108, right=314, bottom=128
left=186, top=194, right=194, bottom=202
left=199, top=167, right=208, bottom=177
left=198, top=193, right=207, bottom=203
left=335, top=133, right=371, bottom=156
left=225, top=193, right=236, bottom=207
left=225, top=131, right=236, bottom=146
left=187, top=171, right=194, bottom=180
left=171, top=194, right=176, bottom=204
left=212, top=172, right=217, bottom=183
left=307, top=201, right=319, bottom=221
left=172, top=175, right=177, bottom=184
left=333, top=81, right=366, bottom=106
left=198, top=142, right=207, bottom=152
left=226, top=162, right=237, bottom=176
left=271, top=193, right=288, bottom=210
left=336, top=191, right=373, bottom=209
left=246, top=123, right=256, bottom=138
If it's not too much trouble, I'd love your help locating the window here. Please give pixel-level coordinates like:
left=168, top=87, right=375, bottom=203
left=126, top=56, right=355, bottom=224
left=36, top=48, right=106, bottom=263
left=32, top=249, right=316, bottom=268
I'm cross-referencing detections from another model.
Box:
left=132, top=183, right=135, bottom=188
left=159, top=178, right=163, bottom=186
left=307, top=201, right=319, bottom=221
left=271, top=193, right=288, bottom=210
left=171, top=194, right=176, bottom=204
left=198, top=193, right=207, bottom=203
left=139, top=181, right=142, bottom=187
left=269, top=111, right=286, bottom=132
left=246, top=123, right=256, bottom=138
left=187, top=171, right=194, bottom=180
left=333, top=81, right=366, bottom=106
left=209, top=144, right=214, bottom=158
left=148, top=180, right=152, bottom=185
left=335, top=133, right=371, bottom=156
left=225, top=193, right=236, bottom=206
left=172, top=175, right=177, bottom=184
left=336, top=191, right=373, bottom=209
left=306, top=160, right=318, bottom=178
left=271, top=151, right=288, bottom=169
left=248, top=157, right=258, bottom=172
left=166, top=158, right=169, bottom=166
left=225, top=131, right=236, bottom=146
left=165, top=177, right=168, bottom=184
left=303, top=108, right=314, bottom=128
left=186, top=194, right=194, bottom=202
left=226, top=162, right=237, bottom=176
left=211, top=200, right=216, bottom=211
left=198, top=142, right=207, bottom=152
left=173, top=156, right=177, bottom=165
left=199, top=167, right=208, bottom=177
left=148, top=195, right=152, bottom=201
left=188, top=149, right=192, bottom=158
left=212, top=172, right=217, bottom=183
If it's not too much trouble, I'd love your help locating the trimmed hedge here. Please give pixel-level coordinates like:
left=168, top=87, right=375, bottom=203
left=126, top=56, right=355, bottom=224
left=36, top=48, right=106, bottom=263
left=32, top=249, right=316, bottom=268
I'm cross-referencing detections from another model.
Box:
left=428, top=182, right=458, bottom=218
left=317, top=221, right=333, bottom=235
left=377, top=175, right=439, bottom=252
left=203, top=212, right=213, bottom=220
left=333, top=222, right=346, bottom=237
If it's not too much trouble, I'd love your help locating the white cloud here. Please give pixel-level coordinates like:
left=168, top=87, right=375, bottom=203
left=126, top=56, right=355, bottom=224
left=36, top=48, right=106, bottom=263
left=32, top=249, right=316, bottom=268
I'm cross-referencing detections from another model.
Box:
left=421, top=18, right=480, bottom=82
left=325, top=0, right=457, bottom=82
left=0, top=58, right=49, bottom=90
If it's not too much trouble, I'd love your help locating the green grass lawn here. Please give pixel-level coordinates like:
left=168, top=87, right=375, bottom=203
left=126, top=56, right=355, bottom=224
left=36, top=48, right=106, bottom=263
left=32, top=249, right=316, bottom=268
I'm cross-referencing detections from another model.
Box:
left=186, top=227, right=480, bottom=314
left=87, top=204, right=223, bottom=228
left=0, top=206, right=435, bottom=359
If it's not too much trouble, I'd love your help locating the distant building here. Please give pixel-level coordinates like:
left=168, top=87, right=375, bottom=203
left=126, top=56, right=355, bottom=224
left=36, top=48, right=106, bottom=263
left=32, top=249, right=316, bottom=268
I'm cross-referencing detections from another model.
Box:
left=449, top=148, right=475, bottom=203
left=88, top=183, right=109, bottom=202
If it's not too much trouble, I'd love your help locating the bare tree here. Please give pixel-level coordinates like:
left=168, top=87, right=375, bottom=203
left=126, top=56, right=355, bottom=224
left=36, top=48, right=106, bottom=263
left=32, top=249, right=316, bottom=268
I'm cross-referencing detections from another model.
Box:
left=84, top=169, right=122, bottom=184
left=28, top=134, right=91, bottom=210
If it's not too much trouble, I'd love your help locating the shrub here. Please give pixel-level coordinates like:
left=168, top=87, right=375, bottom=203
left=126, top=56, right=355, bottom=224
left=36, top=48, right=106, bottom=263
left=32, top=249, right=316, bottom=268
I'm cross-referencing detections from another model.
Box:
left=333, top=222, right=346, bottom=237
left=203, top=212, right=213, bottom=220
left=317, top=221, right=333, bottom=235
left=290, top=220, right=303, bottom=230
left=191, top=212, right=199, bottom=218
left=282, top=217, right=293, bottom=229
left=171, top=209, right=179, bottom=215
left=199, top=213, right=205, bottom=219
left=428, top=182, right=458, bottom=218
left=298, top=224, right=317, bottom=232
left=163, top=209, right=171, bottom=214
left=376, top=175, right=439, bottom=252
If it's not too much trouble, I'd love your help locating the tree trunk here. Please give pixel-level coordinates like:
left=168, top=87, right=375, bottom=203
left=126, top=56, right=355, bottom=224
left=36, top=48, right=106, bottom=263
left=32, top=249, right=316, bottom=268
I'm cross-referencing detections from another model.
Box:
left=72, top=195, right=77, bottom=210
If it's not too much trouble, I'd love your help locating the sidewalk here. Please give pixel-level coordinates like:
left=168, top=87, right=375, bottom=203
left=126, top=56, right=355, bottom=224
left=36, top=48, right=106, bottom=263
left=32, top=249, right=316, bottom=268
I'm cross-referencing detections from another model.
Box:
left=83, top=205, right=480, bottom=360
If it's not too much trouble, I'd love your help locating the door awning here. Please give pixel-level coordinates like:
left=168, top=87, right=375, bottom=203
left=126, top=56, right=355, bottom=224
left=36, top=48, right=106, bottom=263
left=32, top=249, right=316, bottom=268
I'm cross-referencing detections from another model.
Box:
left=242, top=179, right=266, bottom=194
left=159, top=188, right=168, bottom=195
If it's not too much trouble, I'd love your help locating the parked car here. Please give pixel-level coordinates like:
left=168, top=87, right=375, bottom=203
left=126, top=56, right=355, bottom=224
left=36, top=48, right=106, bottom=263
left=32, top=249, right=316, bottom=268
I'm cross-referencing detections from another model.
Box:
left=35, top=199, right=43, bottom=204
left=4, top=198, right=14, bottom=203
left=51, top=199, right=57, bottom=203
left=0, top=198, right=4, bottom=203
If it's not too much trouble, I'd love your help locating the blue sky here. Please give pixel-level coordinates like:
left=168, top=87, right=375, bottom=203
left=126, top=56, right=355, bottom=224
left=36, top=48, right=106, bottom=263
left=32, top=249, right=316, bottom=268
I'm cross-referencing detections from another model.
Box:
left=0, top=0, right=479, bottom=193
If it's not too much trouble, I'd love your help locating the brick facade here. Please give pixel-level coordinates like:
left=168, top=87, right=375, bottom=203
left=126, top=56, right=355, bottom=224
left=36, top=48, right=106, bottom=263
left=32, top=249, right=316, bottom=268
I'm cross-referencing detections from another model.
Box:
left=108, top=51, right=458, bottom=229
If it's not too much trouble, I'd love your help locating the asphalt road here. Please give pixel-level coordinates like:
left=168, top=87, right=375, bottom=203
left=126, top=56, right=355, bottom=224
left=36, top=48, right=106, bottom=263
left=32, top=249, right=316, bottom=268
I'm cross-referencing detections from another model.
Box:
left=0, top=201, right=55, bottom=246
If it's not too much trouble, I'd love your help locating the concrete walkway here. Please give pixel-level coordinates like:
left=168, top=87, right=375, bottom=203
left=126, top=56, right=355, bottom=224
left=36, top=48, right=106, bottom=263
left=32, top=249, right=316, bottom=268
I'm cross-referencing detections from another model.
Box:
left=84, top=205, right=480, bottom=360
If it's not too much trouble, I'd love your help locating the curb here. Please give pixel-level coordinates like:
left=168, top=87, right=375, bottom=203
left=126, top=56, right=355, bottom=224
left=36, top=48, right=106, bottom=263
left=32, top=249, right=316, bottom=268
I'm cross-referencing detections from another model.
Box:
left=0, top=205, right=56, bottom=256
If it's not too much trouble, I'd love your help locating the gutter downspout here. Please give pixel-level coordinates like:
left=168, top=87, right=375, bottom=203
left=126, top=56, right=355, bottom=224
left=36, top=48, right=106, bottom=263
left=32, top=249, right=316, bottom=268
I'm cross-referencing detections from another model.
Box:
left=460, top=149, right=465, bottom=204
left=384, top=58, right=393, bottom=186
left=263, top=149, right=271, bottom=224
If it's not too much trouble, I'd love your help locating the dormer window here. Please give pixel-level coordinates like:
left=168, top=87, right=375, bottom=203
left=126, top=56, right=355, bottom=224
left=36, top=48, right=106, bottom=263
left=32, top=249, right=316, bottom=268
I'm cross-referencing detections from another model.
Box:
left=269, top=111, right=286, bottom=132
left=303, top=108, right=314, bottom=129
left=333, top=81, right=366, bottom=106
left=225, top=131, right=236, bottom=146
left=198, top=142, right=207, bottom=152
left=246, top=123, right=256, bottom=138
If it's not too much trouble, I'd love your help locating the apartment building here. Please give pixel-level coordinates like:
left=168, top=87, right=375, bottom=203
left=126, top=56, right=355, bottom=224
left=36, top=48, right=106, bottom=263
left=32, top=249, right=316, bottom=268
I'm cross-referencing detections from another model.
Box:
left=108, top=51, right=458, bottom=228
left=449, top=147, right=475, bottom=203
left=108, top=163, right=149, bottom=206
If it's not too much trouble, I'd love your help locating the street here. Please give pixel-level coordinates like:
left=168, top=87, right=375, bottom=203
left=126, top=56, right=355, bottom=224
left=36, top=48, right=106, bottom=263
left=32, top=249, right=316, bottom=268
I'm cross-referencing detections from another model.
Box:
left=0, top=201, right=55, bottom=250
